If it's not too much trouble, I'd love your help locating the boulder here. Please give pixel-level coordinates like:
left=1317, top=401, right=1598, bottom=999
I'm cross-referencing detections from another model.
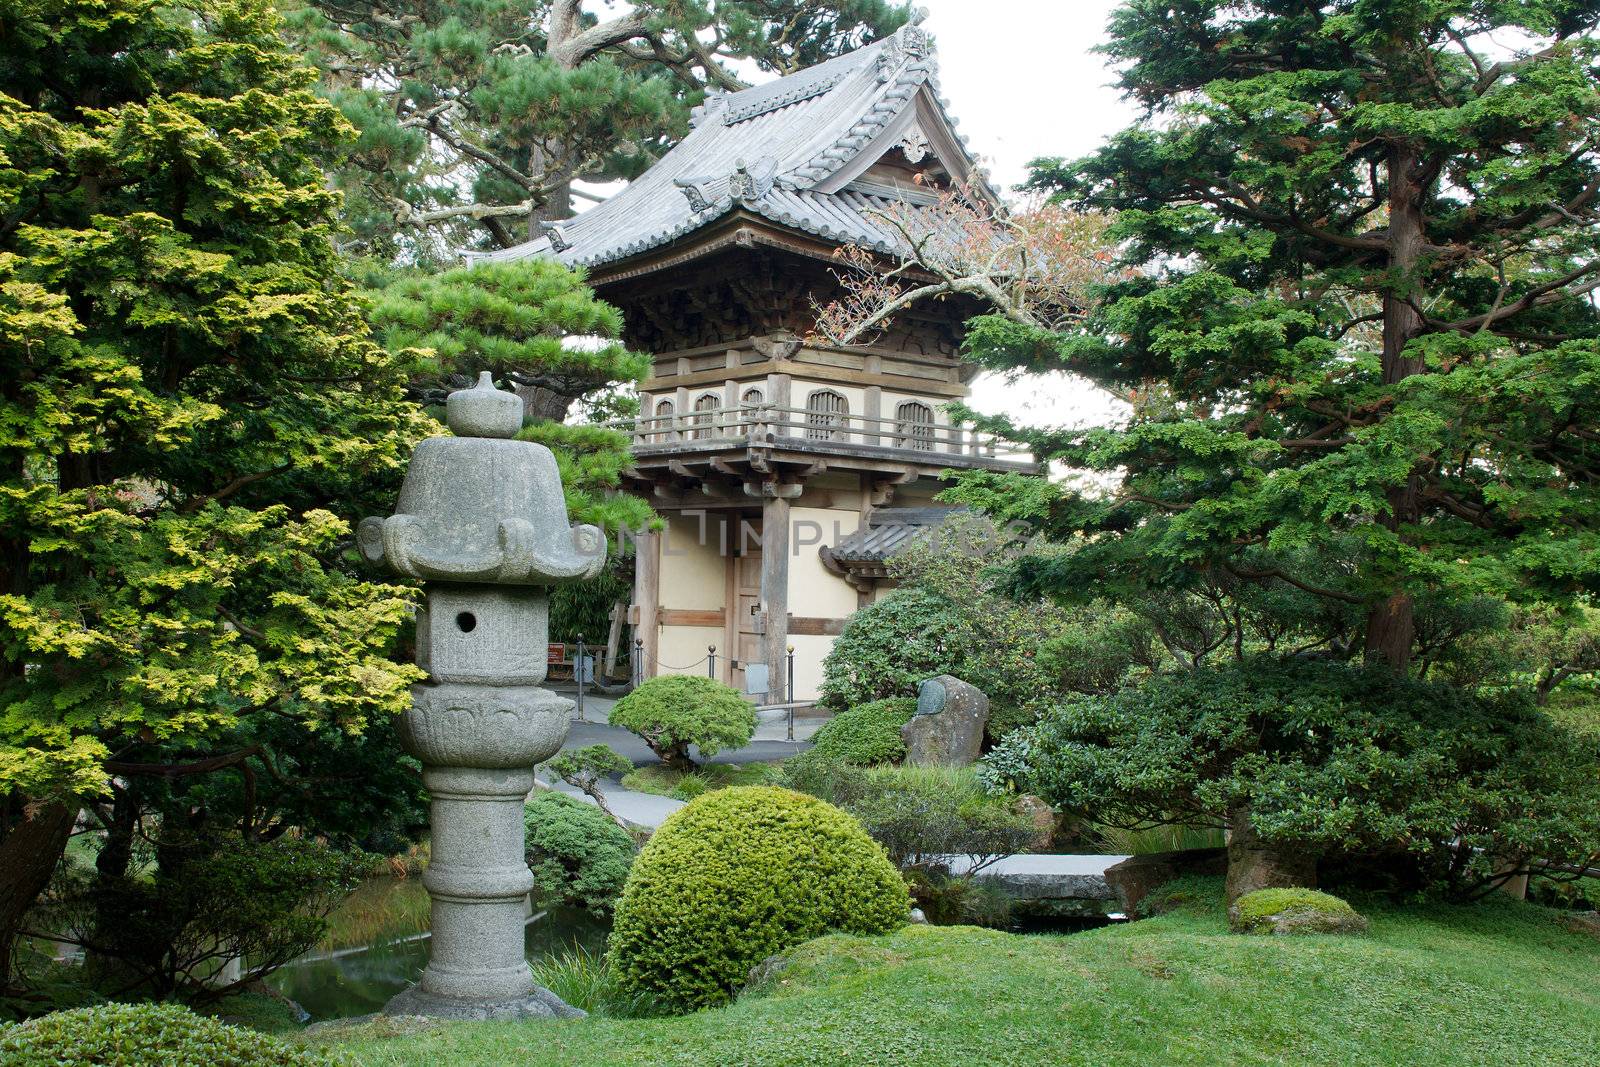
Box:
left=1228, top=888, right=1369, bottom=936
left=1103, top=847, right=1228, bottom=916
left=901, top=675, right=989, bottom=766
left=1224, top=806, right=1317, bottom=903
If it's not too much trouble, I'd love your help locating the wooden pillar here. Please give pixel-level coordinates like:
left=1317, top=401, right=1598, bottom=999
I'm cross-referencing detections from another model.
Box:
left=864, top=384, right=882, bottom=445
left=633, top=529, right=660, bottom=680
left=761, top=493, right=791, bottom=699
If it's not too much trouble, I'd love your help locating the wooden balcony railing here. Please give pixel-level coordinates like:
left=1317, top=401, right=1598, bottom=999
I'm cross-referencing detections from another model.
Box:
left=607, top=403, right=1031, bottom=462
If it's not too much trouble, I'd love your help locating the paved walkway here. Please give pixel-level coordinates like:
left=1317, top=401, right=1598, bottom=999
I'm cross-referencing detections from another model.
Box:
left=538, top=689, right=825, bottom=827
left=540, top=691, right=1126, bottom=908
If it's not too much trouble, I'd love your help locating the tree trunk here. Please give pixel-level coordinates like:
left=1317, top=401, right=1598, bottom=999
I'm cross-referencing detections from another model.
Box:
left=1224, top=806, right=1316, bottom=904
left=0, top=797, right=77, bottom=986
left=1364, top=142, right=1430, bottom=672
left=514, top=384, right=576, bottom=426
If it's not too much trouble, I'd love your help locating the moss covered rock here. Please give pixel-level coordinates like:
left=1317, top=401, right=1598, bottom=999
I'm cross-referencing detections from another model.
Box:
left=608, top=785, right=908, bottom=1013
left=1228, top=887, right=1369, bottom=936
left=808, top=698, right=918, bottom=765
left=0, top=1003, right=348, bottom=1066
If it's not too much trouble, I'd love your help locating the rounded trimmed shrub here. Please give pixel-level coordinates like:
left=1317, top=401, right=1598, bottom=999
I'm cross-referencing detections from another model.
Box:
left=607, top=785, right=908, bottom=1013
left=1228, top=888, right=1369, bottom=936
left=0, top=1002, right=349, bottom=1066
left=609, top=675, right=756, bottom=769
left=524, top=791, right=637, bottom=914
left=808, top=698, right=917, bottom=765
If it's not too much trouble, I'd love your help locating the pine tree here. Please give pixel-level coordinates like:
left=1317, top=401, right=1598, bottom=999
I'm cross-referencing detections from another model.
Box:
left=365, top=258, right=655, bottom=532
left=283, top=0, right=910, bottom=261
left=0, top=0, right=433, bottom=982
left=950, top=1, right=1600, bottom=672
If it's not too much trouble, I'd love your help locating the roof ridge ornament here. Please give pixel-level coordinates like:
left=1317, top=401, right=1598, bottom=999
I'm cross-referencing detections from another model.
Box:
left=674, top=176, right=719, bottom=213
left=728, top=156, right=777, bottom=203
left=690, top=91, right=727, bottom=129
left=899, top=124, right=930, bottom=164
left=876, top=13, right=933, bottom=82
left=540, top=221, right=571, bottom=252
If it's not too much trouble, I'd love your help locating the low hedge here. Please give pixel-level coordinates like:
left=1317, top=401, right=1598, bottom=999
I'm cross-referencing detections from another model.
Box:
left=524, top=791, right=637, bottom=914
left=0, top=1002, right=349, bottom=1066
left=607, top=786, right=908, bottom=1013
left=807, top=698, right=917, bottom=765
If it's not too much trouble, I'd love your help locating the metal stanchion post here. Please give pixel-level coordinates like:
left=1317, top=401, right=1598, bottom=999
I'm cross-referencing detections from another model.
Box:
left=786, top=645, right=796, bottom=741
left=576, top=633, right=588, bottom=726
left=707, top=645, right=717, bottom=680
left=633, top=638, right=644, bottom=687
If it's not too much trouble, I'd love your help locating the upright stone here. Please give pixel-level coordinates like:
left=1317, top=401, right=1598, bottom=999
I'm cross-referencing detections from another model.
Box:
left=359, top=372, right=605, bottom=1020
left=901, top=675, right=988, bottom=766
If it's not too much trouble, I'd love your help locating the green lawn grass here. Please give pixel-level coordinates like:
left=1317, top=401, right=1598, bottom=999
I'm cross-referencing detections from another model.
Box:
left=314, top=882, right=1600, bottom=1067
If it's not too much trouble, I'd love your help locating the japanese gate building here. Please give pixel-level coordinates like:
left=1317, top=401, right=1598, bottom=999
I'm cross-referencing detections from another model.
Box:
left=469, top=21, right=1033, bottom=699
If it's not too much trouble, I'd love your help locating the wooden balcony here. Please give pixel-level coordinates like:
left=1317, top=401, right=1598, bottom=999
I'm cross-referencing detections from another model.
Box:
left=609, top=403, right=1035, bottom=505
left=614, top=403, right=1032, bottom=466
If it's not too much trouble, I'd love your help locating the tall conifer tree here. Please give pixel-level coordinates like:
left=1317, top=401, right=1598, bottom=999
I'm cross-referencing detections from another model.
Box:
left=285, top=0, right=910, bottom=261
left=951, top=0, right=1600, bottom=671
left=0, top=0, right=431, bottom=981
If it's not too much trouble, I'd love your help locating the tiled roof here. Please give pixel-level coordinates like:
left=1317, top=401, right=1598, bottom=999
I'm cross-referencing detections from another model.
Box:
left=826, top=506, right=964, bottom=563
left=462, top=20, right=985, bottom=273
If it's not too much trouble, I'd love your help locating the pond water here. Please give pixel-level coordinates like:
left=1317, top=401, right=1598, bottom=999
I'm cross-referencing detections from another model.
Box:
left=268, top=877, right=610, bottom=1021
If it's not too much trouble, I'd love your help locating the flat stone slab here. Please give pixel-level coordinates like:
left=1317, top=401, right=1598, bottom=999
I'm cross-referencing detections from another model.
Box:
left=947, top=854, right=1131, bottom=915
left=383, top=983, right=584, bottom=1021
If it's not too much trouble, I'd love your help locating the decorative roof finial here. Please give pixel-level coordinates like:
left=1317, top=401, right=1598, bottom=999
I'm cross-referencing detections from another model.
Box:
left=541, top=221, right=571, bottom=252
left=728, top=158, right=755, bottom=202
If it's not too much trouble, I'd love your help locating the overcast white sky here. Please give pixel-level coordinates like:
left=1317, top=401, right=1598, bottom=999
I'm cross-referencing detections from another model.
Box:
left=914, top=0, right=1134, bottom=428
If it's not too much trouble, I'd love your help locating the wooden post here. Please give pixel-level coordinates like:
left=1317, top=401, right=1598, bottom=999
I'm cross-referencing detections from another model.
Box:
left=633, top=529, right=660, bottom=681
left=761, top=493, right=791, bottom=700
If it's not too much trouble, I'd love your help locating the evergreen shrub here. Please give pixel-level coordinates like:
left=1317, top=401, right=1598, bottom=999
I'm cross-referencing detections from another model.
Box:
left=0, top=1003, right=348, bottom=1066
left=807, top=698, right=918, bottom=765
left=609, top=675, right=755, bottom=769
left=524, top=791, right=637, bottom=913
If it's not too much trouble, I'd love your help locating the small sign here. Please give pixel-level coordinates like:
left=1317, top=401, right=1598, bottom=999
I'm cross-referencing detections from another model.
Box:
left=576, top=655, right=596, bottom=685
left=744, top=662, right=769, bottom=697
left=547, top=642, right=566, bottom=664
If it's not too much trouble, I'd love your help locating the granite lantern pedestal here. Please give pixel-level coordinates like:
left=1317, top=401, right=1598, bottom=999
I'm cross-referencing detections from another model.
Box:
left=359, top=372, right=605, bottom=1021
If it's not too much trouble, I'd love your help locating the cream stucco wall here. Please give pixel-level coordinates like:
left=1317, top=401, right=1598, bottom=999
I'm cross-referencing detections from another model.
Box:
left=790, top=506, right=862, bottom=618
left=658, top=512, right=724, bottom=610
left=652, top=512, right=726, bottom=680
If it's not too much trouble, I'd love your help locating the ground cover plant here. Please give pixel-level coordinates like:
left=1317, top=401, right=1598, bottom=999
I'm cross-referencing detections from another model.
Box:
left=618, top=761, right=784, bottom=801
left=0, top=1002, right=348, bottom=1067
left=805, top=698, right=917, bottom=766
left=318, top=879, right=1600, bottom=1066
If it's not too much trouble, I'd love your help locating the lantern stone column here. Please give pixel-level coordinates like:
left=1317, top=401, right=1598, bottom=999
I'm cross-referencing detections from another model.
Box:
left=359, top=372, right=605, bottom=1021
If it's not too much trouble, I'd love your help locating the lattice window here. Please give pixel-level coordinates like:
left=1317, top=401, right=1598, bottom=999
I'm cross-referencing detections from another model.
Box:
left=895, top=400, right=935, bottom=451
left=805, top=389, right=849, bottom=441
left=741, top=386, right=764, bottom=405
left=692, top=392, right=722, bottom=439
left=653, top=398, right=675, bottom=442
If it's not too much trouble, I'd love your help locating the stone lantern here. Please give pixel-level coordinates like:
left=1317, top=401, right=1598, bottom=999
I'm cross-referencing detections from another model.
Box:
left=359, top=372, right=605, bottom=1020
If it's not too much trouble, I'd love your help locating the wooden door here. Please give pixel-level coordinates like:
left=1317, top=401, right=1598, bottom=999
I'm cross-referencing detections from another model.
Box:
left=734, top=547, right=764, bottom=694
